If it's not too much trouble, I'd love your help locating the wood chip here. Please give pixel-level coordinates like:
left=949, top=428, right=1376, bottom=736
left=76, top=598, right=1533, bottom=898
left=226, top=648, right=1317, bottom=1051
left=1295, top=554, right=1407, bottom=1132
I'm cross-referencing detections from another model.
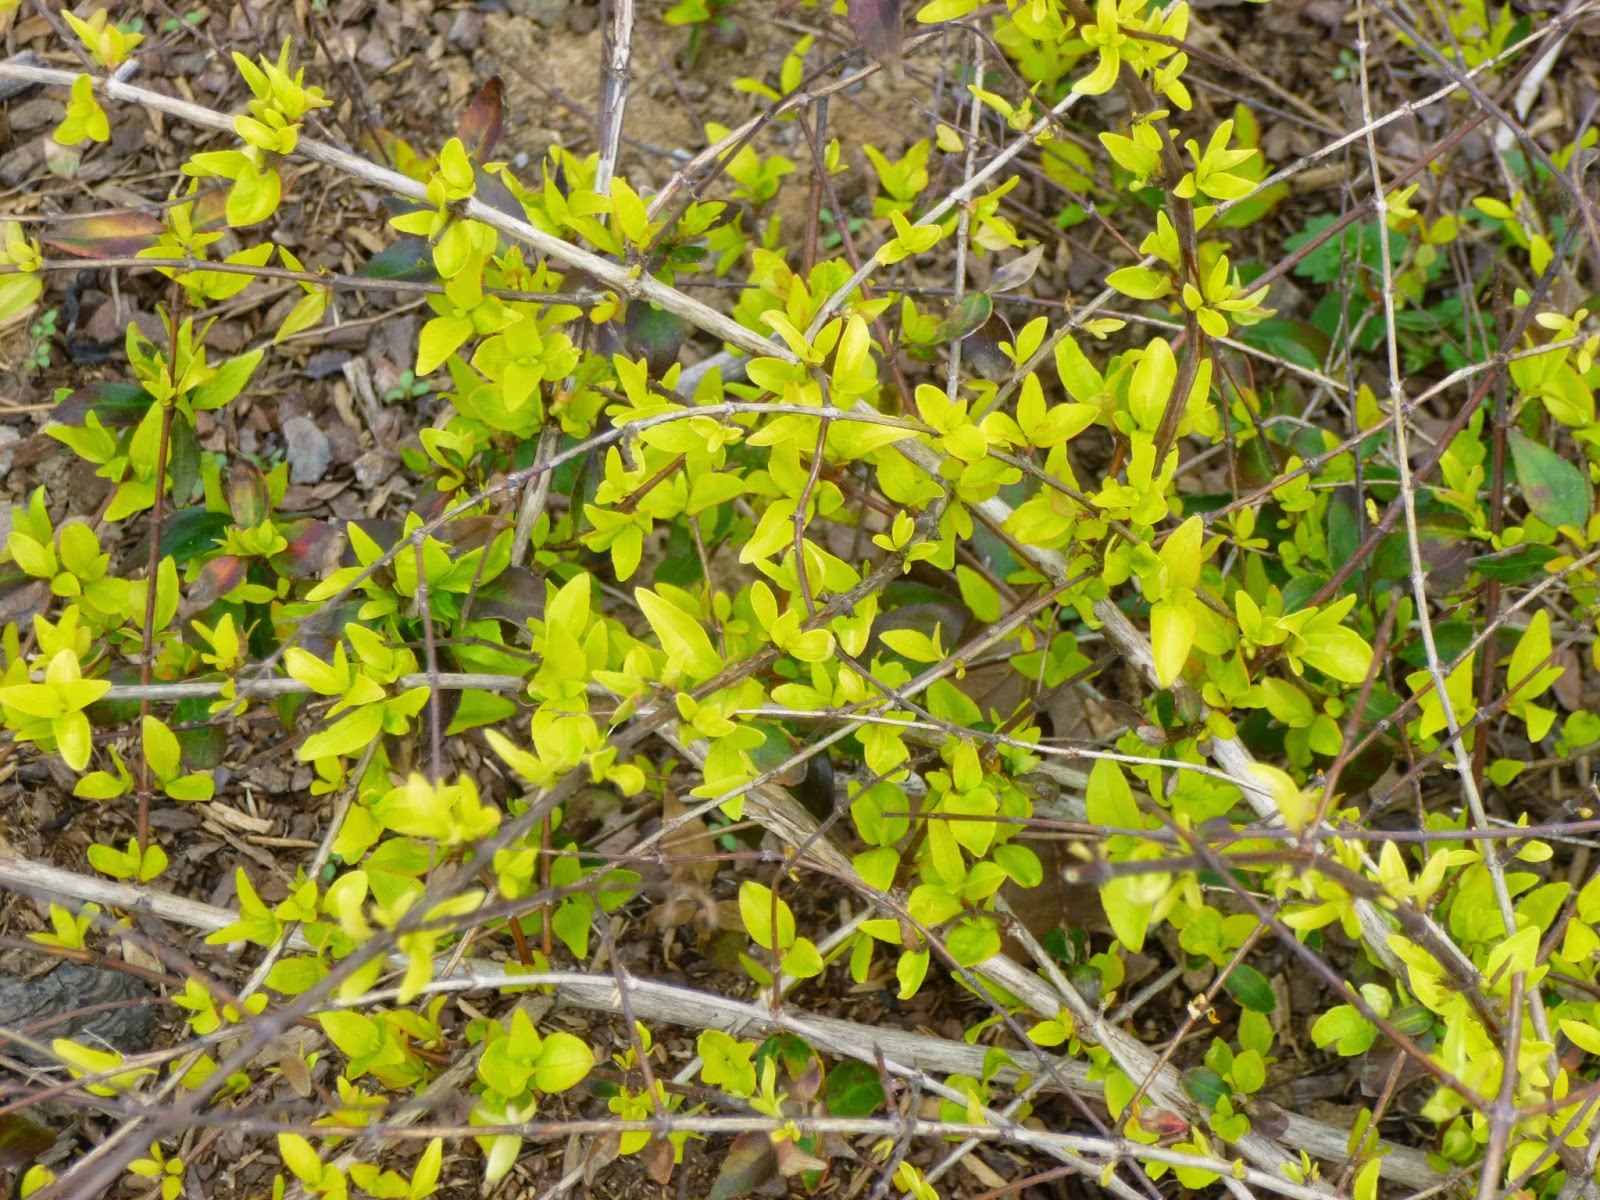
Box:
left=200, top=801, right=274, bottom=834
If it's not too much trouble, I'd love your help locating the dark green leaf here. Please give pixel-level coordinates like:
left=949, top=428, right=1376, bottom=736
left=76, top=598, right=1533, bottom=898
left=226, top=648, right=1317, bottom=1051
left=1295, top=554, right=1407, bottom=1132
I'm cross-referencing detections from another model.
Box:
left=52, top=381, right=155, bottom=428
left=755, top=1033, right=813, bottom=1082
left=356, top=236, right=436, bottom=283
left=1469, top=543, right=1559, bottom=584
left=1284, top=217, right=1407, bottom=286
left=936, top=292, right=993, bottom=342
left=623, top=303, right=685, bottom=377
left=1181, top=1065, right=1230, bottom=1112
left=1222, top=964, right=1275, bottom=1012
left=1398, top=620, right=1475, bottom=669
left=168, top=413, right=202, bottom=507
left=158, top=509, right=229, bottom=565
left=174, top=695, right=226, bottom=768
left=1280, top=573, right=1326, bottom=614
left=1234, top=318, right=1328, bottom=371
left=1391, top=1003, right=1434, bottom=1037
left=1510, top=429, right=1591, bottom=530
left=1042, top=926, right=1072, bottom=964
left=1325, top=490, right=1361, bottom=583
left=475, top=164, right=528, bottom=225
left=1066, top=964, right=1102, bottom=1008
left=473, top=566, right=546, bottom=625
left=86, top=665, right=144, bottom=726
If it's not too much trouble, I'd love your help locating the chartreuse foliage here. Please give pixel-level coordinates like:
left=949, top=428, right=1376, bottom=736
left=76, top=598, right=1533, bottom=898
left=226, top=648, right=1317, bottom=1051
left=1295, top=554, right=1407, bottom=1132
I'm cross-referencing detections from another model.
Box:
left=5, top=1, right=1600, bottom=1197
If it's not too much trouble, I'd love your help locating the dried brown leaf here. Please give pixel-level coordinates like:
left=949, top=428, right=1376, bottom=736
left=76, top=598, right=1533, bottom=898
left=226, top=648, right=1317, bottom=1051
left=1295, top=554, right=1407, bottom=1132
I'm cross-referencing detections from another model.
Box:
left=847, top=0, right=902, bottom=83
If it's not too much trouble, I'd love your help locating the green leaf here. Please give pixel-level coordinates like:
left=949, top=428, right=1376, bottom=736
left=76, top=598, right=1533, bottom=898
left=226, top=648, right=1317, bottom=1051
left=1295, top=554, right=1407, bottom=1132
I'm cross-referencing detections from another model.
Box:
left=190, top=350, right=263, bottom=411
left=410, top=1138, right=443, bottom=1200
left=636, top=587, right=722, bottom=681
left=299, top=702, right=385, bottom=761
left=782, top=936, right=824, bottom=978
left=1310, top=1005, right=1376, bottom=1056
left=1222, top=964, right=1275, bottom=1012
left=1181, top=1065, right=1229, bottom=1112
left=739, top=882, right=795, bottom=951
left=1100, top=873, right=1155, bottom=952
left=1150, top=599, right=1196, bottom=689
left=278, top=1134, right=324, bottom=1185
left=916, top=0, right=981, bottom=20
left=416, top=314, right=473, bottom=376
left=1230, top=1048, right=1266, bottom=1094
left=993, top=842, right=1042, bottom=887
left=825, top=1060, right=885, bottom=1118
left=1510, top=428, right=1590, bottom=530
left=947, top=919, right=1000, bottom=966
left=142, top=715, right=181, bottom=782
left=0, top=274, right=42, bottom=322
left=86, top=840, right=134, bottom=879
left=320, top=1009, right=382, bottom=1058
left=1107, top=265, right=1173, bottom=300
left=699, top=1030, right=758, bottom=1096
left=532, top=1031, right=594, bottom=1092
left=1469, top=543, right=1559, bottom=584
left=1086, top=759, right=1139, bottom=829
left=357, top=236, right=437, bottom=283
left=854, top=846, right=899, bottom=891
left=896, top=947, right=929, bottom=998
left=164, top=772, right=215, bottom=802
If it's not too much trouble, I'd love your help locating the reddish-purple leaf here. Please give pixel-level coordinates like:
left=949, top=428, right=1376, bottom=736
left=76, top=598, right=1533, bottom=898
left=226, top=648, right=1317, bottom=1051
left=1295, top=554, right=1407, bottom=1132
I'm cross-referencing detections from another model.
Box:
left=1138, top=1107, right=1191, bottom=1139
left=272, top=520, right=344, bottom=579
left=41, top=210, right=162, bottom=259
left=42, top=191, right=231, bottom=259
left=228, top=460, right=270, bottom=529
left=707, top=1132, right=777, bottom=1200
left=963, top=311, right=1015, bottom=382
left=1244, top=1099, right=1289, bottom=1140
left=189, top=555, right=247, bottom=609
left=443, top=514, right=508, bottom=553
left=789, top=1056, right=823, bottom=1106
left=475, top=163, right=528, bottom=223
left=643, top=1136, right=676, bottom=1187
left=458, top=76, right=505, bottom=160
left=847, top=0, right=902, bottom=82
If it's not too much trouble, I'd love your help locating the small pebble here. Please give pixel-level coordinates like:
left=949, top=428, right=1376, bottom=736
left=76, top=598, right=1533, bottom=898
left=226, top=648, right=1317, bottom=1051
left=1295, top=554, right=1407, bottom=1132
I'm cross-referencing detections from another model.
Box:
left=282, top=415, right=333, bottom=484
